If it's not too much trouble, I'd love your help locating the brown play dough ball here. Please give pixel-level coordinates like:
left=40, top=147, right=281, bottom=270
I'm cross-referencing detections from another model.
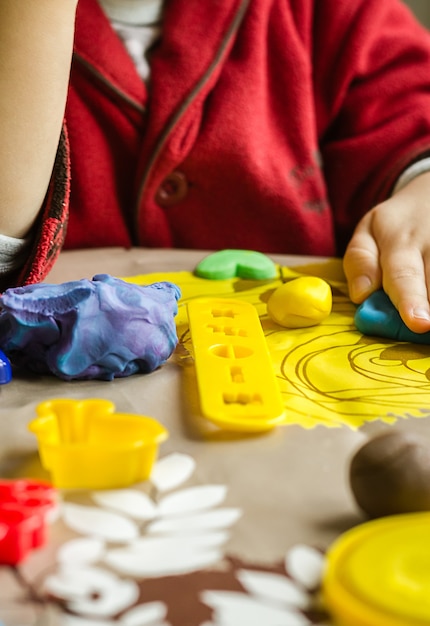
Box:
left=349, top=429, right=430, bottom=518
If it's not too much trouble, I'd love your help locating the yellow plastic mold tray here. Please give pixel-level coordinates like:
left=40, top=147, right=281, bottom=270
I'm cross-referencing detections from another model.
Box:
left=187, top=297, right=285, bottom=431
left=322, top=512, right=430, bottom=626
left=28, top=398, right=168, bottom=490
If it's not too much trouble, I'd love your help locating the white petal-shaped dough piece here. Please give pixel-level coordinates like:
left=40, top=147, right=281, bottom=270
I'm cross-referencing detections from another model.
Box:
left=62, top=503, right=139, bottom=542
left=158, top=485, right=227, bottom=516
left=150, top=453, right=196, bottom=492
left=57, top=538, right=105, bottom=565
left=105, top=543, right=222, bottom=577
left=201, top=591, right=311, bottom=626
left=237, top=569, right=311, bottom=610
left=130, top=532, right=228, bottom=553
left=119, top=601, right=167, bottom=625
left=91, top=489, right=157, bottom=521
left=60, top=616, right=112, bottom=626
left=147, top=508, right=241, bottom=533
left=285, top=544, right=325, bottom=590
left=68, top=579, right=139, bottom=618
left=44, top=566, right=118, bottom=600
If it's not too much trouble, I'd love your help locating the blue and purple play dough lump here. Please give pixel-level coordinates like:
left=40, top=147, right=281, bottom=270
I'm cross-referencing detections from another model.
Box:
left=354, top=289, right=430, bottom=343
left=0, top=274, right=181, bottom=381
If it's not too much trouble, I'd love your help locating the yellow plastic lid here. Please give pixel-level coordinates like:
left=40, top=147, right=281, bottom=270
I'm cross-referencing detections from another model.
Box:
left=322, top=512, right=430, bottom=626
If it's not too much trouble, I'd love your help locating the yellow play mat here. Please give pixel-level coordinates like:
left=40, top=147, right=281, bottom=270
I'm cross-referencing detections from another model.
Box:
left=125, top=258, right=430, bottom=430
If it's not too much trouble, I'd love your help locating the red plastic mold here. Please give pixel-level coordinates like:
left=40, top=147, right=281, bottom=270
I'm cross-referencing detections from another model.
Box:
left=0, top=479, right=57, bottom=565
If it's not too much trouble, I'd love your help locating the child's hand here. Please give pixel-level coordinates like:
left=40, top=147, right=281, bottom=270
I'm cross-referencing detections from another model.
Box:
left=343, top=170, right=430, bottom=333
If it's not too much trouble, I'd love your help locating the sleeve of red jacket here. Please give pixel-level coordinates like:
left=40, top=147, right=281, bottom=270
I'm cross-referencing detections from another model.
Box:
left=0, top=126, right=71, bottom=291
left=311, top=0, right=430, bottom=253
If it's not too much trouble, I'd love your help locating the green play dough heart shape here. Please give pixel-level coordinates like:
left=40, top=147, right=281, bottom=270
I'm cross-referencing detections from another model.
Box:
left=195, top=249, right=278, bottom=280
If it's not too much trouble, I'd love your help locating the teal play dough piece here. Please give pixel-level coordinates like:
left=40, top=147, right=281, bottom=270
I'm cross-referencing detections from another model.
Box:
left=195, top=249, right=278, bottom=280
left=355, top=290, right=430, bottom=343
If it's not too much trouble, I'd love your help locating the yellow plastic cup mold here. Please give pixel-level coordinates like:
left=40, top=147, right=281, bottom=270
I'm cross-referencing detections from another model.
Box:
left=323, top=512, right=430, bottom=626
left=28, top=398, right=168, bottom=490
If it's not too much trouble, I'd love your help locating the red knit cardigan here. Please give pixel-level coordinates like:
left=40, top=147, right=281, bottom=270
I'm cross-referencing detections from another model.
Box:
left=15, top=0, right=430, bottom=286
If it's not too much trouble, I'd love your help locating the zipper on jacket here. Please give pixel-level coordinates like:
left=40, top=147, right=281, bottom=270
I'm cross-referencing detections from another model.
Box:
left=134, top=0, right=251, bottom=239
left=73, top=52, right=146, bottom=114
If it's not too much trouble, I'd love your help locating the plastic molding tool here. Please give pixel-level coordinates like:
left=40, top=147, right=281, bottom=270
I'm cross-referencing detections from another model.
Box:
left=187, top=297, right=285, bottom=431
left=28, top=398, right=168, bottom=490
left=0, top=479, right=57, bottom=565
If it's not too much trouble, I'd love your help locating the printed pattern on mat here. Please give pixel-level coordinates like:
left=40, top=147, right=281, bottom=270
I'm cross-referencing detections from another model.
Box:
left=125, top=259, right=430, bottom=429
left=0, top=453, right=332, bottom=626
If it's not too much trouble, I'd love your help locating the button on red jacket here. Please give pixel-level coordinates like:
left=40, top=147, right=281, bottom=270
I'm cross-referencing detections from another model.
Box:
left=17, top=0, right=430, bottom=285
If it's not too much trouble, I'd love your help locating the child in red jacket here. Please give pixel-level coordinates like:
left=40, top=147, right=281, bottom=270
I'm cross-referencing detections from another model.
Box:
left=2, top=0, right=430, bottom=334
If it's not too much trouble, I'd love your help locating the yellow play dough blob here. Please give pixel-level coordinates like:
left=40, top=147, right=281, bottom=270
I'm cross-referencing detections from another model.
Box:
left=267, top=276, right=332, bottom=328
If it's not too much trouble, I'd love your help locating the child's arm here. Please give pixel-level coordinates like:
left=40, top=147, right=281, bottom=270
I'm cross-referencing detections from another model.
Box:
left=343, top=170, right=430, bottom=333
left=0, top=0, right=78, bottom=238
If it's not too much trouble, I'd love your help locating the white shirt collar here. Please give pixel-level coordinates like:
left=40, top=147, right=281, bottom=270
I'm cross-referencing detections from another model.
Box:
left=98, top=0, right=164, bottom=25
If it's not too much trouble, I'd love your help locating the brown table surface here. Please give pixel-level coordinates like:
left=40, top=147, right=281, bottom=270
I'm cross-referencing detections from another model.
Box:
left=0, top=248, right=423, bottom=626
